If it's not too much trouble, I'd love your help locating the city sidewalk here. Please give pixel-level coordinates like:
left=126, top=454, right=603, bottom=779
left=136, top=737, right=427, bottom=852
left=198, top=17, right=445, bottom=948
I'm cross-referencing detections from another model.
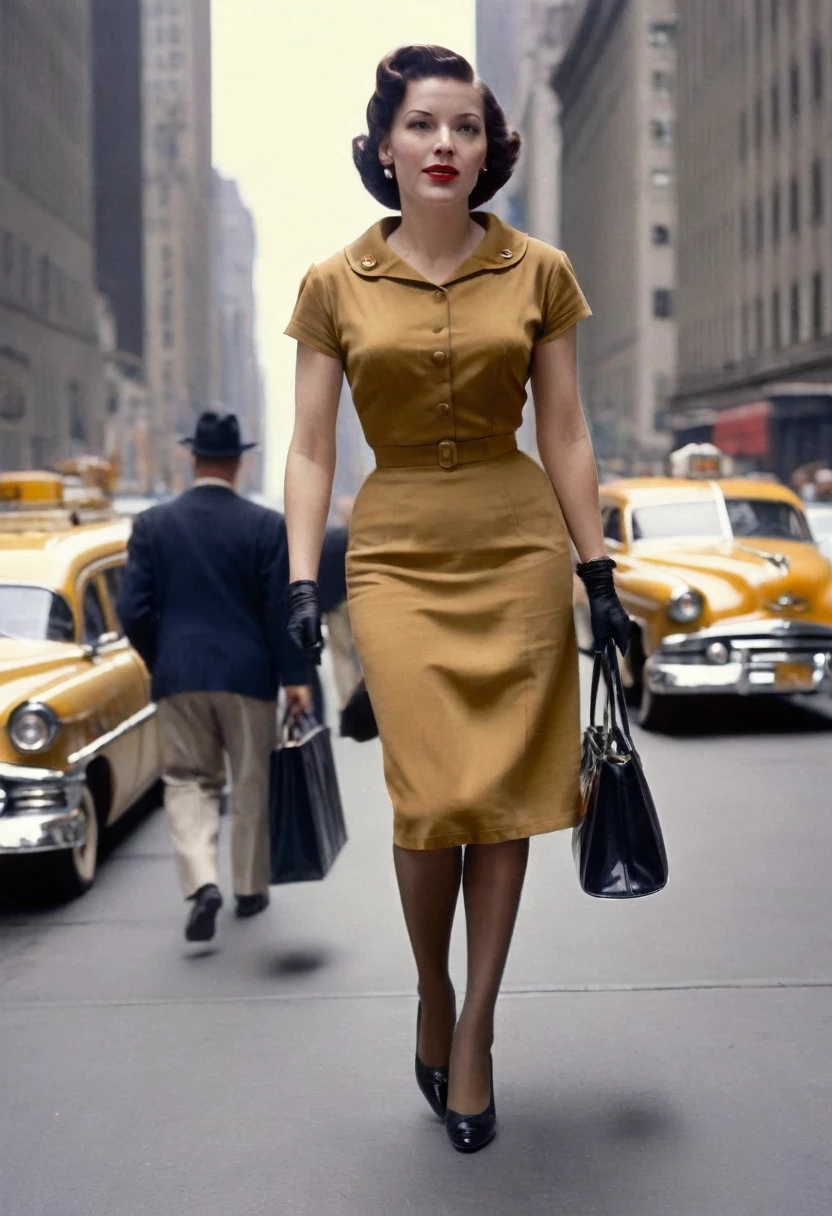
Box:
left=1, top=672, right=831, bottom=1215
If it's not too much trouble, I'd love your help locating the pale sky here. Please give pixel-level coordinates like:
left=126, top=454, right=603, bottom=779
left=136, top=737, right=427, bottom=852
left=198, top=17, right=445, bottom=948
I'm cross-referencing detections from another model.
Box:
left=211, top=0, right=477, bottom=497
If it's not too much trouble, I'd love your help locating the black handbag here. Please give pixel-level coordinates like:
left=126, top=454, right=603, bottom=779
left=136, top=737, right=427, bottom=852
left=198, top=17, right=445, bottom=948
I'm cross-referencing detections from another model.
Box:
left=573, top=647, right=668, bottom=898
left=269, top=712, right=347, bottom=883
left=339, top=678, right=378, bottom=742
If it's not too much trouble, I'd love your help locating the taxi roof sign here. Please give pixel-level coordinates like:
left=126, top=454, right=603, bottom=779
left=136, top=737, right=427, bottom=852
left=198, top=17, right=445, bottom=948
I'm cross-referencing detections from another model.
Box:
left=0, top=471, right=64, bottom=508
left=669, top=443, right=734, bottom=480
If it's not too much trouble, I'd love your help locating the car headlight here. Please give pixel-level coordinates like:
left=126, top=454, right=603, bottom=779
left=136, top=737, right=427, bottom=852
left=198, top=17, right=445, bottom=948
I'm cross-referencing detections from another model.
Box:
left=8, top=703, right=60, bottom=754
left=667, top=586, right=704, bottom=624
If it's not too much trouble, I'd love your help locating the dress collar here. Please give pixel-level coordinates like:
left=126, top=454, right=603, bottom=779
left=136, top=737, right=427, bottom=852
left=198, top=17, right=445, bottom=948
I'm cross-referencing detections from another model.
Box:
left=344, top=211, right=528, bottom=286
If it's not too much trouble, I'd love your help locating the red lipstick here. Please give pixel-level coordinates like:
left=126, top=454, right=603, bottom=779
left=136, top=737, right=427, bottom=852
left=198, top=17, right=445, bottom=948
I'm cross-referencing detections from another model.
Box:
left=423, top=164, right=460, bottom=183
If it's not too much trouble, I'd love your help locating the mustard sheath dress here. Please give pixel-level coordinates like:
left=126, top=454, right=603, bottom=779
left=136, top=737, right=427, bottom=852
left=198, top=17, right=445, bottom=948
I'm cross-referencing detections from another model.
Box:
left=285, top=212, right=592, bottom=850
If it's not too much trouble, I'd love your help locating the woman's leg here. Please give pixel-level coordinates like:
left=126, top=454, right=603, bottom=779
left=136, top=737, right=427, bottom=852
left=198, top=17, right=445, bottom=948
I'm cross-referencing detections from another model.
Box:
left=448, top=837, right=530, bottom=1114
left=393, top=844, right=463, bottom=1066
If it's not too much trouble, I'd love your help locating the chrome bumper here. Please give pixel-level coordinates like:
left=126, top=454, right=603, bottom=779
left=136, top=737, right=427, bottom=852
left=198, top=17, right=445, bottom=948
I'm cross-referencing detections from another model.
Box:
left=0, top=762, right=86, bottom=854
left=645, top=620, right=832, bottom=697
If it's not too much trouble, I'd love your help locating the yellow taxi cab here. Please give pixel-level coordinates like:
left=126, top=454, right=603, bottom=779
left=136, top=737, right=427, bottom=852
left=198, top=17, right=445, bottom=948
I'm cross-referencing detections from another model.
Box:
left=575, top=446, right=832, bottom=730
left=0, top=465, right=160, bottom=898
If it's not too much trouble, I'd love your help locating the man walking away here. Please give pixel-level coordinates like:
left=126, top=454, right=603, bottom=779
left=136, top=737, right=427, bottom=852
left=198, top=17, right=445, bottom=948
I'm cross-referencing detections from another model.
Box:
left=119, top=412, right=311, bottom=943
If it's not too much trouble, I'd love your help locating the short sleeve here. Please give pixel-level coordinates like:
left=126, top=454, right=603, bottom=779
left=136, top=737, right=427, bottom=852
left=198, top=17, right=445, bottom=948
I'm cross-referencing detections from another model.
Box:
left=284, top=264, right=343, bottom=361
left=536, top=250, right=592, bottom=345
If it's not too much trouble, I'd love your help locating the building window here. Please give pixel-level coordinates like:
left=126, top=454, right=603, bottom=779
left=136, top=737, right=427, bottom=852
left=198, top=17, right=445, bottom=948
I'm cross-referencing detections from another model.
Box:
left=772, top=288, right=782, bottom=348
left=739, top=110, right=748, bottom=160
left=1, top=231, right=13, bottom=278
left=651, top=167, right=672, bottom=188
left=653, top=289, right=673, bottom=318
left=38, top=255, right=50, bottom=312
left=740, top=205, right=749, bottom=256
left=790, top=175, right=800, bottom=232
left=772, top=183, right=781, bottom=243
left=652, top=224, right=671, bottom=246
left=647, top=20, right=677, bottom=47
left=55, top=269, right=67, bottom=315
left=811, top=41, right=824, bottom=102
left=790, top=281, right=801, bottom=344
left=652, top=69, right=674, bottom=95
left=771, top=81, right=780, bottom=138
left=755, top=296, right=765, bottom=351
left=20, top=242, right=32, bottom=304
left=68, top=381, right=86, bottom=441
left=812, top=271, right=824, bottom=339
left=755, top=0, right=763, bottom=47
left=811, top=158, right=824, bottom=224
left=651, top=117, right=673, bottom=145
left=754, top=94, right=763, bottom=148
left=771, top=0, right=779, bottom=32
left=790, top=61, right=800, bottom=119
left=741, top=302, right=750, bottom=356
left=756, top=196, right=765, bottom=251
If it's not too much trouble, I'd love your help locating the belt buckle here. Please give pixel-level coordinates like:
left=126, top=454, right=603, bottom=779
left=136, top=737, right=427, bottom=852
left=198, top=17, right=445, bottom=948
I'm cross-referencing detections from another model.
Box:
left=437, top=439, right=458, bottom=470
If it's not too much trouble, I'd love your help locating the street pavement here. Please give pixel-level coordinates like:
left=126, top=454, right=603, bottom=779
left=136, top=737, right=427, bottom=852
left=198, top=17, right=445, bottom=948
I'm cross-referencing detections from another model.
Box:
left=2, top=663, right=832, bottom=1216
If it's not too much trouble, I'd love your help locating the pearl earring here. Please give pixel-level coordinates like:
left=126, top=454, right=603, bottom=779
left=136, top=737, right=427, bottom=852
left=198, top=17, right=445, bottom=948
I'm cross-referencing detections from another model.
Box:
left=383, top=167, right=394, bottom=180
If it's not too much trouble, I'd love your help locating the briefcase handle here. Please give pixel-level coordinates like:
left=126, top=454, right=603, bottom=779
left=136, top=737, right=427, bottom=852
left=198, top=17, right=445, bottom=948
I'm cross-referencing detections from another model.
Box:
left=279, top=708, right=327, bottom=749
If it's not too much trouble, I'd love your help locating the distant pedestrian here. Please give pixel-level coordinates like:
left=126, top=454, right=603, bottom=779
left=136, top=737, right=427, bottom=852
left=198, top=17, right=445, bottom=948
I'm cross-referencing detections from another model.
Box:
left=119, top=412, right=312, bottom=943
left=282, top=45, right=631, bottom=1153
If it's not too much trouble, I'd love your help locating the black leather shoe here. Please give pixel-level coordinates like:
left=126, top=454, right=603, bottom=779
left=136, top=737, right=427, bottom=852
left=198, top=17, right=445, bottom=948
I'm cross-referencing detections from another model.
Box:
left=185, top=884, right=223, bottom=942
left=445, top=1056, right=497, bottom=1154
left=235, top=892, right=270, bottom=918
left=415, top=1002, right=450, bottom=1120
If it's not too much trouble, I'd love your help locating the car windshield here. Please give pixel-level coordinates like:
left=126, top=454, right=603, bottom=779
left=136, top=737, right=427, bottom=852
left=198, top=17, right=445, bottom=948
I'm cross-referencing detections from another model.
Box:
left=0, top=585, right=76, bottom=642
left=631, top=501, right=723, bottom=540
left=725, top=499, right=812, bottom=541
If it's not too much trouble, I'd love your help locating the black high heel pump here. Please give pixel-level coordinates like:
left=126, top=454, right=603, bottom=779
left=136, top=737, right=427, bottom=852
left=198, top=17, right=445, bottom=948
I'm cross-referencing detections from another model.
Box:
left=414, top=1002, right=450, bottom=1120
left=445, top=1055, right=497, bottom=1154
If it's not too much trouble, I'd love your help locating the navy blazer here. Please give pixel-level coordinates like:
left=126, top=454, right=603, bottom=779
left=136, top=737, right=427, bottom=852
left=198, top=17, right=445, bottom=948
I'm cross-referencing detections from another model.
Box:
left=118, top=486, right=309, bottom=701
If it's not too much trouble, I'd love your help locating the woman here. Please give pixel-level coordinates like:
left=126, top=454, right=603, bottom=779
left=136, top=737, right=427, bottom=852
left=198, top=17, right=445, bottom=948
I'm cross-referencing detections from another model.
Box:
left=283, top=45, right=630, bottom=1154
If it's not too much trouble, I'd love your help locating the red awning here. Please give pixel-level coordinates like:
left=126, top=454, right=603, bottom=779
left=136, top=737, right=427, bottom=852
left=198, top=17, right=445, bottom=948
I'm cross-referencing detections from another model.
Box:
left=713, top=401, right=772, bottom=457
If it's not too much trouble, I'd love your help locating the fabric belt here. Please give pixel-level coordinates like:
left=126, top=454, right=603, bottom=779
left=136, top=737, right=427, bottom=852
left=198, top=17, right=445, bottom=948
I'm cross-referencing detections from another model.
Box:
left=373, top=434, right=518, bottom=471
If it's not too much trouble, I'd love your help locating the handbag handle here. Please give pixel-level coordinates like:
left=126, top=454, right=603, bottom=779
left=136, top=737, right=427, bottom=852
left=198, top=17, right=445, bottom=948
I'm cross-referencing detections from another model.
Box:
left=279, top=707, right=321, bottom=747
left=589, top=645, right=636, bottom=749
left=589, top=649, right=617, bottom=735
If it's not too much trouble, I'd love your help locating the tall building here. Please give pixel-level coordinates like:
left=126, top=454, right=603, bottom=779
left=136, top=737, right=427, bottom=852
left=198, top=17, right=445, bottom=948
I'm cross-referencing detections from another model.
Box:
left=671, top=0, right=832, bottom=477
left=211, top=171, right=264, bottom=493
left=0, top=0, right=106, bottom=471
left=141, top=0, right=214, bottom=491
left=476, top=1, right=580, bottom=457
left=91, top=0, right=152, bottom=491
left=553, top=0, right=678, bottom=466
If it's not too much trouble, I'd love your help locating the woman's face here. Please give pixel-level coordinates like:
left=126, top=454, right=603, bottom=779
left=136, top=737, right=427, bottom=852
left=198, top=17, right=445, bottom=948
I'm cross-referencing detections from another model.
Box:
left=379, top=77, right=488, bottom=209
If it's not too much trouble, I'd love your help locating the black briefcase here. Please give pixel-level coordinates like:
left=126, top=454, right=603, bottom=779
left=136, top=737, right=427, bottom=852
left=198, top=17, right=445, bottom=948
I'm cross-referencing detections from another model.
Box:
left=269, top=713, right=347, bottom=884
left=573, top=647, right=668, bottom=898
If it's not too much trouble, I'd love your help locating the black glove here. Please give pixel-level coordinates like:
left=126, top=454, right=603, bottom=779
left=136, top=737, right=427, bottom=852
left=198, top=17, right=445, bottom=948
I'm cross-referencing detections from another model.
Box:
left=576, top=557, right=633, bottom=655
left=286, top=580, right=323, bottom=665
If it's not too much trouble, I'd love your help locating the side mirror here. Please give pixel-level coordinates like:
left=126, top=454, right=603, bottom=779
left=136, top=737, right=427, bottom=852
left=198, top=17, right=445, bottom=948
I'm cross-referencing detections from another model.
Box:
left=81, top=631, right=120, bottom=659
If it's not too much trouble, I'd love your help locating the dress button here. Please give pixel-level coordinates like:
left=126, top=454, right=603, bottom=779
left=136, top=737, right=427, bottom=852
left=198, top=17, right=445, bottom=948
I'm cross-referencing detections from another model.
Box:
left=433, top=324, right=444, bottom=333
left=433, top=351, right=446, bottom=364
left=437, top=402, right=450, bottom=416
left=434, top=289, right=445, bottom=302
left=360, top=256, right=377, bottom=269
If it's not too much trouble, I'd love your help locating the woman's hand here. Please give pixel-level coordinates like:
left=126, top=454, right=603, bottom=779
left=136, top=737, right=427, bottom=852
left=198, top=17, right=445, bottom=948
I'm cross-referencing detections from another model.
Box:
left=576, top=557, right=633, bottom=655
left=287, top=580, right=323, bottom=664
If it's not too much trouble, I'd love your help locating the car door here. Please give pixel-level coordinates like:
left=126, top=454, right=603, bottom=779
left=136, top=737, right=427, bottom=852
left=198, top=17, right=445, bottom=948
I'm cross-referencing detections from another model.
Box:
left=77, top=565, right=142, bottom=823
left=101, top=563, right=160, bottom=805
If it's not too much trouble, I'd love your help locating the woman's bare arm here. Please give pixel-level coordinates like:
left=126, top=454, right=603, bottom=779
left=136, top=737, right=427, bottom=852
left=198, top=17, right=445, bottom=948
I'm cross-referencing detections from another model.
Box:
left=283, top=341, right=344, bottom=582
left=530, top=326, right=607, bottom=564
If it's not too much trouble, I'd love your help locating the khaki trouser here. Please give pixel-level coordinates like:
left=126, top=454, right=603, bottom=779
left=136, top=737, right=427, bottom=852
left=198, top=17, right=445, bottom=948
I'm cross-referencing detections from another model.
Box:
left=158, top=692, right=276, bottom=898
left=325, top=601, right=362, bottom=710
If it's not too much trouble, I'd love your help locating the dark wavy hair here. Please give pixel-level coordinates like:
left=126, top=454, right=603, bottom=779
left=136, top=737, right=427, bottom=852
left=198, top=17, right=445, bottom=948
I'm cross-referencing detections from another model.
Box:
left=352, top=45, right=521, bottom=211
